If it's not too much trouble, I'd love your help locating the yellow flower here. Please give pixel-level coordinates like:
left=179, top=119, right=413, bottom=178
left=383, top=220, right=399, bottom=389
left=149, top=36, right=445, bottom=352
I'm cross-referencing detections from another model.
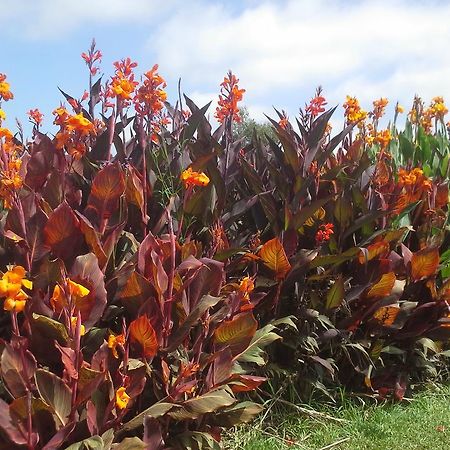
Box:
left=0, top=74, right=13, bottom=101
left=115, top=387, right=130, bottom=410
left=343, top=96, right=367, bottom=124
left=70, top=317, right=86, bottom=336
left=180, top=167, right=210, bottom=188
left=0, top=109, right=5, bottom=121
left=396, top=104, right=404, bottom=114
left=108, top=333, right=126, bottom=358
left=0, top=266, right=32, bottom=313
left=66, top=113, right=95, bottom=136
left=239, top=276, right=255, bottom=300
left=50, top=279, right=90, bottom=311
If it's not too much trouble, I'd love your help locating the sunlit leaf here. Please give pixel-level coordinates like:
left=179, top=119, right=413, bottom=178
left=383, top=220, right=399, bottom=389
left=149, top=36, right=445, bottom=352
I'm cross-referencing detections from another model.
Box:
left=358, top=240, right=389, bottom=264
left=367, top=272, right=396, bottom=298
left=86, top=162, right=126, bottom=224
left=259, top=237, right=291, bottom=279
left=325, top=276, right=345, bottom=309
left=43, top=202, right=82, bottom=259
left=411, top=247, right=440, bottom=281
left=130, top=315, right=158, bottom=358
left=214, top=312, right=258, bottom=355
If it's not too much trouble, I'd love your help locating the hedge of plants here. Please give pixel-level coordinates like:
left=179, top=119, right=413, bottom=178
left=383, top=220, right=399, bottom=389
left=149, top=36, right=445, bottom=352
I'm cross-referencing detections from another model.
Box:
left=0, top=41, right=450, bottom=449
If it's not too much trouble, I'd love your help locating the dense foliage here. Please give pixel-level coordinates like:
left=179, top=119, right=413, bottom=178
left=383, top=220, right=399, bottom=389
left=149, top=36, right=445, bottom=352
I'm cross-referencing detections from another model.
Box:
left=0, top=42, right=449, bottom=448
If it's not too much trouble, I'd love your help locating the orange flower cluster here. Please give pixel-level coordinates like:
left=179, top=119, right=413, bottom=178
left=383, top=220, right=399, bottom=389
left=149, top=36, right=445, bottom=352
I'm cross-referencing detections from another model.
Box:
left=408, top=96, right=448, bottom=134
left=135, top=64, right=167, bottom=118
left=215, top=71, right=245, bottom=124
left=53, top=108, right=96, bottom=159
left=0, top=83, right=23, bottom=209
left=109, top=58, right=138, bottom=102
left=343, top=96, right=367, bottom=124
left=81, top=40, right=102, bottom=76
left=0, top=266, right=32, bottom=313
left=429, top=96, right=448, bottom=119
left=372, top=98, right=388, bottom=120
left=366, top=127, right=391, bottom=150
left=394, top=168, right=432, bottom=213
left=134, top=64, right=169, bottom=141
left=28, top=108, right=44, bottom=126
left=306, top=94, right=327, bottom=117
left=0, top=73, right=13, bottom=101
left=50, top=278, right=90, bottom=312
left=108, top=333, right=126, bottom=358
left=180, top=167, right=210, bottom=188
left=239, top=276, right=255, bottom=312
left=315, top=223, right=334, bottom=245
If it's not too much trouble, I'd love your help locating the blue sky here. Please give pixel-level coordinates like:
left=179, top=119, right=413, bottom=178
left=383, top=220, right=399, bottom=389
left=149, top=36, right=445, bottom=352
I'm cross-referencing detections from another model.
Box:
left=2, top=0, right=450, bottom=135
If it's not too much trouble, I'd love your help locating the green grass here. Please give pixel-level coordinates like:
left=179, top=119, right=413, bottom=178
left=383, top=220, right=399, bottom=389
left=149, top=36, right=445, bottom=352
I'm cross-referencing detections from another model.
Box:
left=224, top=384, right=450, bottom=450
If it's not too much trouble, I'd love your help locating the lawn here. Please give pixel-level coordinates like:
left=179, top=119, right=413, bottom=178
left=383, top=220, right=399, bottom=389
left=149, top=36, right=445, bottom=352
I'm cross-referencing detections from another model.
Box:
left=224, top=384, right=450, bottom=450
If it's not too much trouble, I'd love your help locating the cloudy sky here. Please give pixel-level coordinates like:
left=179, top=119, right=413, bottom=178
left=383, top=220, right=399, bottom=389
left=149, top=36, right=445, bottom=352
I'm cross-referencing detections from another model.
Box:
left=2, top=0, right=450, bottom=133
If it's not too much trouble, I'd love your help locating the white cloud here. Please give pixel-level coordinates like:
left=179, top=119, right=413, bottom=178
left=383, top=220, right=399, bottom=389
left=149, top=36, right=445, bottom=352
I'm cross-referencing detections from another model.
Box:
left=2, top=0, right=176, bottom=39
left=149, top=0, right=450, bottom=122
left=4, top=0, right=450, bottom=125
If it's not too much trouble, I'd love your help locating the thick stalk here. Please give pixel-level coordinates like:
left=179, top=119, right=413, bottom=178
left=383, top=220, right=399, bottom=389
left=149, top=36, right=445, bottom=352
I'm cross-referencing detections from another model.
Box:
left=164, top=208, right=176, bottom=347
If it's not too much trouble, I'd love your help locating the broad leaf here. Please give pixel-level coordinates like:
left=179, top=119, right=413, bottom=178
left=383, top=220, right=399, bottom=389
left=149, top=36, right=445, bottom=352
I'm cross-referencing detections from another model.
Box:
left=411, top=247, right=440, bottom=281
left=35, top=369, right=71, bottom=426
left=86, top=162, right=126, bottom=225
left=325, top=276, right=345, bottom=309
left=130, top=315, right=158, bottom=358
left=367, top=272, right=396, bottom=298
left=259, top=237, right=291, bottom=279
left=214, top=312, right=258, bottom=355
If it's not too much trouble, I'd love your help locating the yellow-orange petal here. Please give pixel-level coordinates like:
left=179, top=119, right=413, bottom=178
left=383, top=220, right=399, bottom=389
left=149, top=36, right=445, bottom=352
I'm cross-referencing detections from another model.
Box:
left=115, top=387, right=130, bottom=409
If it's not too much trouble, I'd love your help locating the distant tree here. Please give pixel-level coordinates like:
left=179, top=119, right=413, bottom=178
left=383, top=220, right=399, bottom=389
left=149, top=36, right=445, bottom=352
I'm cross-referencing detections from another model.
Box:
left=233, top=107, right=278, bottom=144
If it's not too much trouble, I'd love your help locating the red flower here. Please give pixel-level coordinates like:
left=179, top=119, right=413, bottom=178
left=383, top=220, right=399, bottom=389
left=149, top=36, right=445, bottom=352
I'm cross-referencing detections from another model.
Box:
left=315, top=223, right=334, bottom=245
left=306, top=95, right=327, bottom=117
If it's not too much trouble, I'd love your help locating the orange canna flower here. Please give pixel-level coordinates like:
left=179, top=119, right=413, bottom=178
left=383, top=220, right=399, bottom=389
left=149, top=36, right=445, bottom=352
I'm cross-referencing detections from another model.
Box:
left=110, top=58, right=138, bottom=102
left=0, top=74, right=13, bottom=101
left=0, top=266, right=32, bottom=313
left=180, top=167, right=210, bottom=188
left=372, top=97, right=388, bottom=119
left=239, top=276, right=255, bottom=300
left=50, top=279, right=90, bottom=311
left=343, top=96, right=367, bottom=124
left=108, top=333, right=126, bottom=359
left=70, top=316, right=86, bottom=336
left=306, top=94, right=327, bottom=117
left=66, top=113, right=95, bottom=136
left=215, top=71, right=245, bottom=124
left=115, top=386, right=130, bottom=410
left=27, top=108, right=44, bottom=126
left=135, top=64, right=167, bottom=118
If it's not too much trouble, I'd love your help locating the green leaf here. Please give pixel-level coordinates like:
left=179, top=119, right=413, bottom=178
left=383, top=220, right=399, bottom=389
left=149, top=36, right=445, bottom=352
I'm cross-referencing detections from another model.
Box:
left=212, top=401, right=264, bottom=427
left=35, top=369, right=71, bottom=426
left=325, top=276, right=345, bottom=309
left=121, top=402, right=175, bottom=433
left=168, top=388, right=236, bottom=420
left=32, top=313, right=69, bottom=345
left=112, top=437, right=146, bottom=449
left=64, top=436, right=104, bottom=450
left=170, top=431, right=221, bottom=450
left=235, top=324, right=281, bottom=366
